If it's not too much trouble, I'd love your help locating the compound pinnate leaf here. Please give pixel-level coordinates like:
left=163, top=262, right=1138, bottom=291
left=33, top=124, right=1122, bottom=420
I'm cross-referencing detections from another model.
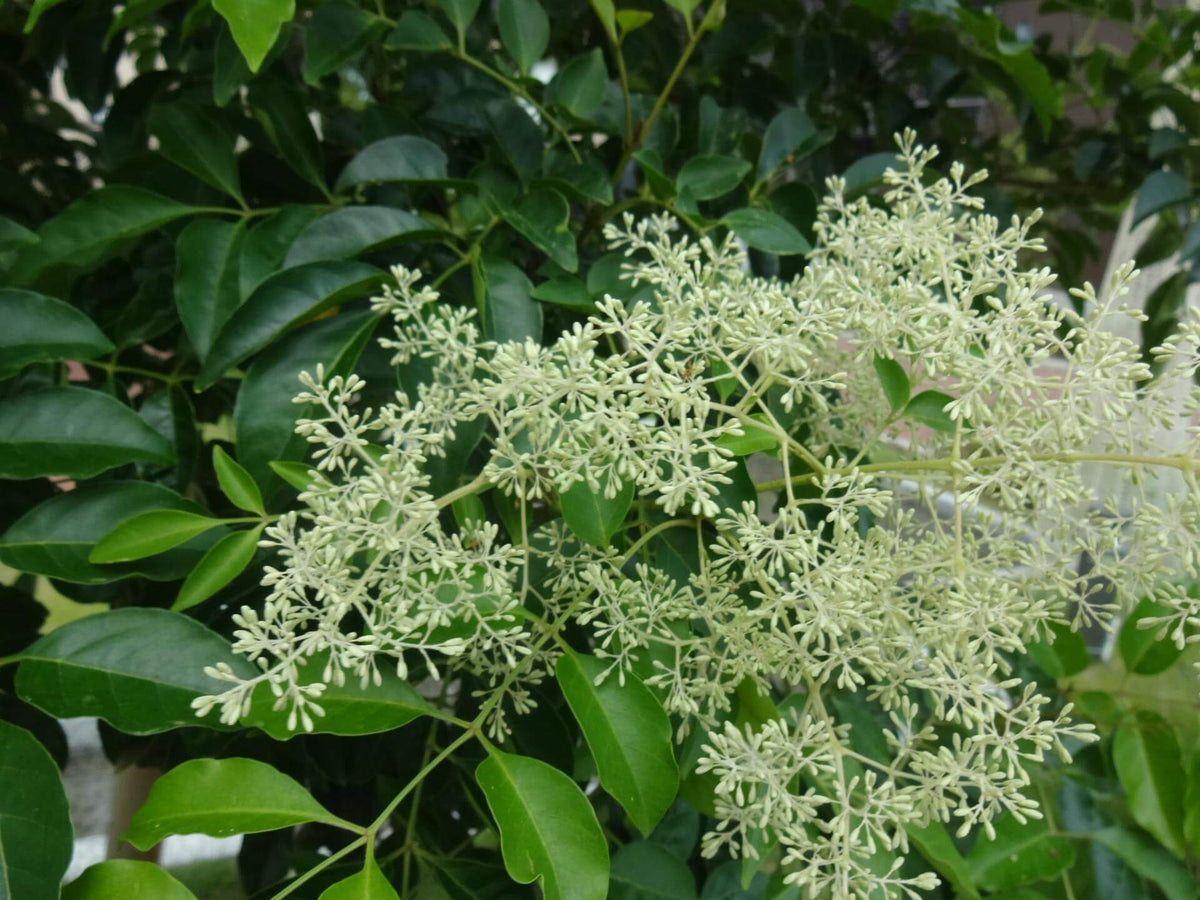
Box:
left=89, top=509, right=224, bottom=563
left=0, top=720, right=73, bottom=900
left=0, top=289, right=113, bottom=379
left=475, top=750, right=609, bottom=900
left=62, top=860, right=196, bottom=900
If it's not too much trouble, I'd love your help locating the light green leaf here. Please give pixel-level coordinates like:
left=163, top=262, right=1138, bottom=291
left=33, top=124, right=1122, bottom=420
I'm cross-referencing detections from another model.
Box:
left=556, top=651, right=678, bottom=834
left=14, top=608, right=255, bottom=733
left=23, top=0, right=71, bottom=32
left=479, top=255, right=543, bottom=345
left=663, top=0, right=701, bottom=14
left=269, top=460, right=316, bottom=492
left=0, top=387, right=174, bottom=479
left=965, top=815, right=1075, bottom=891
left=385, top=11, right=451, bottom=50
left=903, top=389, right=957, bottom=433
left=436, top=0, right=483, bottom=42
left=197, top=260, right=384, bottom=389
left=63, top=860, right=197, bottom=900
left=0, top=289, right=113, bottom=379
left=248, top=80, right=327, bottom=191
left=1131, top=171, right=1191, bottom=228
left=148, top=102, right=243, bottom=203
left=452, top=494, right=487, bottom=529
left=588, top=0, right=617, bottom=41
left=616, top=9, right=653, bottom=35
left=1113, top=711, right=1187, bottom=859
left=841, top=152, right=902, bottom=200
left=548, top=49, right=608, bottom=119
left=175, top=218, right=245, bottom=362
left=610, top=841, right=697, bottom=900
left=715, top=414, right=776, bottom=456
left=213, top=445, right=265, bottom=514
left=676, top=155, right=751, bottom=201
left=758, top=108, right=819, bottom=178
left=904, top=821, right=979, bottom=899
left=1093, top=826, right=1198, bottom=900
left=335, top=135, right=451, bottom=193
left=498, top=0, right=549, bottom=76
left=0, top=721, right=73, bottom=900
left=173, top=526, right=263, bottom=612
left=560, top=477, right=634, bottom=548
left=213, top=0, right=295, bottom=72
left=872, top=356, right=910, bottom=413
left=475, top=750, right=609, bottom=900
left=1186, top=753, right=1200, bottom=856
left=90, top=509, right=225, bottom=564
left=531, top=276, right=595, bottom=312
left=286, top=207, right=439, bottom=267
left=303, top=1, right=382, bottom=84
left=124, top=757, right=359, bottom=851
left=318, top=857, right=400, bottom=899
left=1119, top=597, right=1186, bottom=675
left=1026, top=621, right=1090, bottom=679
left=721, top=208, right=810, bottom=255
left=504, top=187, right=577, bottom=272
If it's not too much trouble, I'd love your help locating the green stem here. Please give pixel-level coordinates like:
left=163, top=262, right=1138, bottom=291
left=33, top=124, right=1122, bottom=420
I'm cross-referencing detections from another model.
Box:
left=268, top=834, right=367, bottom=900
left=435, top=473, right=492, bottom=510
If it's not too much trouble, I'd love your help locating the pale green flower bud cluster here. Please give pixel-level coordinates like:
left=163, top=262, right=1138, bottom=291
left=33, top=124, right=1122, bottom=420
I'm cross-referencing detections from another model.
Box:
left=195, top=130, right=1200, bottom=896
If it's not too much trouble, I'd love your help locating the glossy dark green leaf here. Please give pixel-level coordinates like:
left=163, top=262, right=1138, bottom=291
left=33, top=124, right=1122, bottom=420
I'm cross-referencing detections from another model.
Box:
left=303, top=1, right=382, bottom=84
left=1119, top=598, right=1185, bottom=675
left=148, top=102, right=243, bottom=203
left=213, top=0, right=295, bottom=71
left=965, top=815, right=1075, bottom=891
left=1179, top=219, right=1200, bottom=264
left=539, top=154, right=613, bottom=205
left=0, top=289, right=113, bottom=379
left=318, top=858, right=399, bottom=900
left=335, top=135, right=451, bottom=193
left=124, top=757, right=358, bottom=850
left=269, top=460, right=316, bottom=492
left=14, top=608, right=255, bottom=733
left=1187, top=753, right=1200, bottom=857
left=63, top=860, right=197, bottom=900
left=498, top=0, right=548, bottom=76
left=214, top=445, right=266, bottom=514
left=173, top=526, right=263, bottom=612
left=504, top=187, right=577, bottom=271
left=758, top=108, right=819, bottom=178
left=610, top=841, right=697, bottom=900
left=676, top=155, right=751, bottom=201
left=235, top=310, right=379, bottom=502
left=197, top=260, right=384, bottom=389
left=904, top=821, right=979, bottom=899
left=560, top=477, right=633, bottom=548
left=385, top=10, right=450, bottom=50
left=23, top=0, right=69, bottom=32
left=840, top=152, right=901, bottom=200
left=239, top=205, right=326, bottom=297
left=285, top=207, right=438, bottom=266
left=531, top=276, right=594, bottom=312
left=1026, top=621, right=1090, bottom=678
left=721, top=208, right=809, bottom=255
left=175, top=218, right=245, bottom=361
left=0, top=215, right=38, bottom=252
left=1113, top=711, right=1187, bottom=858
left=0, top=387, right=174, bottom=478
left=556, top=651, right=677, bottom=834
left=213, top=24, right=250, bottom=106
left=957, top=9, right=1061, bottom=135
left=548, top=49, right=607, bottom=119
left=871, top=356, right=910, bottom=413
left=248, top=80, right=327, bottom=191
left=1093, top=826, right=1197, bottom=900
left=904, top=389, right=957, bottom=433
left=475, top=749, right=609, bottom=900
left=480, top=255, right=543, bottom=345
left=90, top=509, right=224, bottom=563
left=0, top=482, right=219, bottom=584
left=437, top=0, right=482, bottom=41
left=0, top=720, right=72, bottom=900
left=8, top=186, right=197, bottom=288
left=1131, top=171, right=1191, bottom=227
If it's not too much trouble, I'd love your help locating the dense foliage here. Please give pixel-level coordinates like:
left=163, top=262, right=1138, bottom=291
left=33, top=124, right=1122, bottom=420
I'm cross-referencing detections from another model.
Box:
left=1, top=0, right=1199, bottom=898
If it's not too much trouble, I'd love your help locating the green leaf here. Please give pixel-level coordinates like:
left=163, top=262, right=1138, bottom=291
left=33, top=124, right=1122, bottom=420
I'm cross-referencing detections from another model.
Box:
left=197, top=260, right=384, bottom=389
left=676, top=155, right=751, bottom=201
left=956, top=9, right=1061, bottom=135
left=1026, top=621, right=1090, bottom=678
left=504, top=187, right=578, bottom=272
left=248, top=80, right=327, bottom=191
left=0, top=721, right=72, bottom=900
left=498, top=0, right=549, bottom=76
left=556, top=651, right=678, bottom=834
left=14, top=608, right=255, bottom=733
left=318, top=857, right=400, bottom=900
left=0, top=386, right=174, bottom=478
left=1113, top=711, right=1187, bottom=859
left=588, top=0, right=617, bottom=41
left=436, top=0, right=483, bottom=42
left=479, top=255, right=543, bottom=345
left=235, top=310, right=378, bottom=503
left=213, top=24, right=251, bottom=106
left=610, top=841, right=697, bottom=900
left=8, top=186, right=197, bottom=288
left=1093, top=826, right=1198, bottom=900
left=758, top=108, right=819, bottom=178
left=1131, top=171, right=1191, bottom=228
left=965, top=815, right=1075, bottom=891
left=239, top=205, right=326, bottom=298
left=63, top=860, right=197, bottom=900
left=475, top=750, right=609, bottom=900
left=0, top=215, right=38, bottom=252
left=148, top=102, right=243, bottom=203
left=560, top=477, right=634, bottom=548
left=213, top=0, right=295, bottom=71
left=872, top=356, right=910, bottom=413
left=23, top=0, right=70, bottom=32
left=286, top=207, right=438, bottom=267
left=175, top=218, right=245, bottom=361
left=124, top=757, right=358, bottom=851
left=452, top=494, right=487, bottom=529
left=904, top=821, right=979, bottom=899
left=1119, top=597, right=1186, bottom=675
left=531, top=276, right=595, bottom=312
left=616, top=9, right=653, bottom=35
left=173, top=526, right=263, bottom=612
left=90, top=509, right=225, bottom=564
left=840, top=152, right=901, bottom=200
left=0, top=289, right=113, bottom=379
left=664, top=0, right=701, bottom=14
left=303, top=1, right=382, bottom=84
left=721, top=208, right=809, bottom=255
left=0, top=482, right=220, bottom=584
left=1179, top=219, right=1200, bottom=264
left=1186, top=753, right=1200, bottom=857
left=269, top=460, right=316, bottom=492
left=548, top=49, right=608, bottom=119
left=385, top=10, right=451, bottom=50
left=903, top=389, right=957, bottom=433
left=335, top=135, right=451, bottom=193
left=715, top=413, right=776, bottom=456
left=213, top=445, right=266, bottom=514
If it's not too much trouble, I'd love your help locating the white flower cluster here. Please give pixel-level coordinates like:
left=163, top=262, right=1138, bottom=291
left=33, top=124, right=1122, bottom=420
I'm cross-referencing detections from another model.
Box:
left=195, top=131, right=1200, bottom=896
